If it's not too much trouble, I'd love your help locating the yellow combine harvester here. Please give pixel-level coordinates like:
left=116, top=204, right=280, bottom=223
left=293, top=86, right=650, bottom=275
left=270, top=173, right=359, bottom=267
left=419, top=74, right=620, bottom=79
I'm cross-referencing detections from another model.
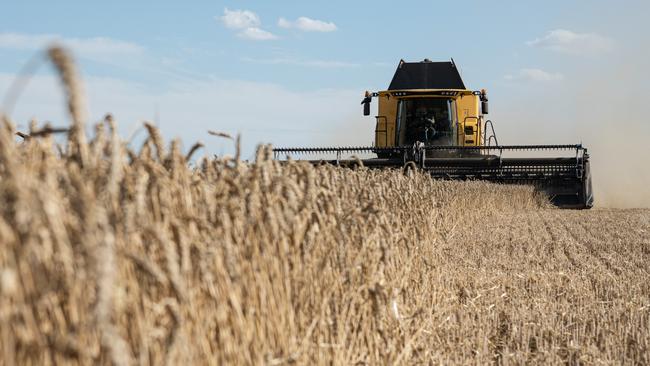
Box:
left=274, top=59, right=593, bottom=209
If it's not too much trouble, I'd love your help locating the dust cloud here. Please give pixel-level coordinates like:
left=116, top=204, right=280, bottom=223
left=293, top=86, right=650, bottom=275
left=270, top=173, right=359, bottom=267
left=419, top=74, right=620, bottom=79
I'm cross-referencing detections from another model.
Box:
left=493, top=46, right=650, bottom=209
left=562, top=48, right=649, bottom=209
left=574, top=62, right=650, bottom=209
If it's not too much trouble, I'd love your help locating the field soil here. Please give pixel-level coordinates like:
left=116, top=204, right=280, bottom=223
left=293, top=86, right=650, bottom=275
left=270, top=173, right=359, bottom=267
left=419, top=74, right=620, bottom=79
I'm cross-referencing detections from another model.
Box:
left=430, top=207, right=650, bottom=364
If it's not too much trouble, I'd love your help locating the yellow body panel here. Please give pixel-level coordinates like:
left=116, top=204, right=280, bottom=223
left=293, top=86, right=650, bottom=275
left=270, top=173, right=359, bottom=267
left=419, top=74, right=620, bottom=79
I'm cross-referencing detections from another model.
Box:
left=376, top=92, right=397, bottom=146
left=374, top=89, right=483, bottom=148
left=455, top=93, right=481, bottom=146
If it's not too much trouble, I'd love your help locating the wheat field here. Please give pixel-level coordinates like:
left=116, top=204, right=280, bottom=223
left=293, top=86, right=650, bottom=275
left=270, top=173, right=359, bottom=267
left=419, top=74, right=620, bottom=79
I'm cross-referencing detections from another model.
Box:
left=0, top=47, right=649, bottom=365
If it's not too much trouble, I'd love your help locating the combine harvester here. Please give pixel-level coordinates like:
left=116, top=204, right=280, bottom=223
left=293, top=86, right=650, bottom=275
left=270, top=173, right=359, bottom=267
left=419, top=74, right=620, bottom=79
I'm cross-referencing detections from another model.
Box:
left=273, top=59, right=593, bottom=209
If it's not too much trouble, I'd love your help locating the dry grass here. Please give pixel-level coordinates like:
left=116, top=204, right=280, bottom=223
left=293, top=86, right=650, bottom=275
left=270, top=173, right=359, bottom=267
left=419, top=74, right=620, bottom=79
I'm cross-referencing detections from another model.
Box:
left=0, top=47, right=648, bottom=365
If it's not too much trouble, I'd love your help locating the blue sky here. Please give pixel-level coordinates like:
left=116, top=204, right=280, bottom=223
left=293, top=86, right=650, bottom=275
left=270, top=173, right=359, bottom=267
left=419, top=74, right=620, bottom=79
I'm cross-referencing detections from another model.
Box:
left=3, top=0, right=644, bottom=90
left=1, top=0, right=649, bottom=205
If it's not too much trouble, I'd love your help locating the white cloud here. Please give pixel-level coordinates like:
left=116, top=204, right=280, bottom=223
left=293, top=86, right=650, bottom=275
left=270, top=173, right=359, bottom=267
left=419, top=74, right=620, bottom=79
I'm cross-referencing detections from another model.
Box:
left=277, top=17, right=337, bottom=32
left=0, top=33, right=144, bottom=59
left=277, top=18, right=292, bottom=29
left=526, top=29, right=613, bottom=55
left=219, top=8, right=260, bottom=30
left=218, top=8, right=277, bottom=41
left=505, top=68, right=564, bottom=82
left=241, top=57, right=357, bottom=68
left=237, top=28, right=278, bottom=41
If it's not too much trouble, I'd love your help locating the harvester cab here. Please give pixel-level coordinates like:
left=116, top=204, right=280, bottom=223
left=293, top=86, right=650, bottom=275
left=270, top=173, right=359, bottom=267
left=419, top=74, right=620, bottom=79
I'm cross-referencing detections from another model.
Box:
left=362, top=59, right=489, bottom=156
left=274, top=59, right=594, bottom=209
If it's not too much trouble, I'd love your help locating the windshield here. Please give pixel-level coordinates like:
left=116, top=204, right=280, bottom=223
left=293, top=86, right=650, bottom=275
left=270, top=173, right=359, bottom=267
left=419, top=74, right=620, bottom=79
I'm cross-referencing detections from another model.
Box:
left=396, top=98, right=455, bottom=146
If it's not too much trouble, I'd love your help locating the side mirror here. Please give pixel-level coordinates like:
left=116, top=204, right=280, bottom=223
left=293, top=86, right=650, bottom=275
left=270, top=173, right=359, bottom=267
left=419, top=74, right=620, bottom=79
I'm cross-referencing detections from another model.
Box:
left=481, top=100, right=489, bottom=115
left=480, top=89, right=489, bottom=115
left=361, top=96, right=372, bottom=116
